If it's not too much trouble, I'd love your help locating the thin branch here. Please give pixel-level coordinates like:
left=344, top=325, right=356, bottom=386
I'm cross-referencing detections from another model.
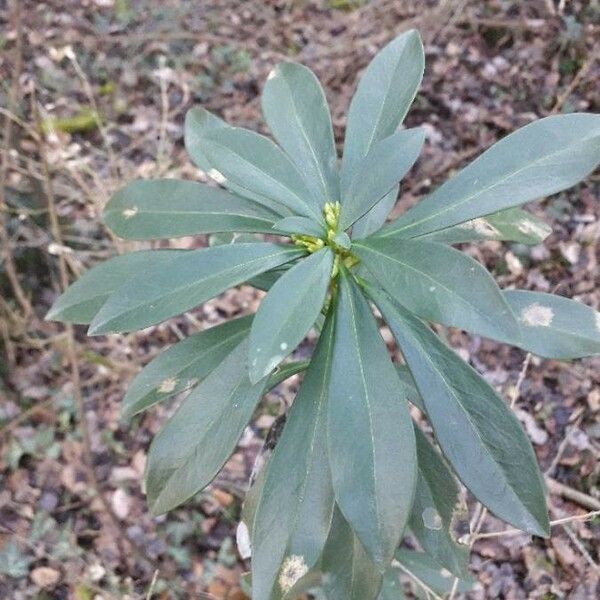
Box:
left=0, top=396, right=55, bottom=440
left=33, top=86, right=155, bottom=572
left=474, top=509, right=600, bottom=540
left=545, top=477, right=600, bottom=512
left=552, top=506, right=600, bottom=573
left=0, top=0, right=32, bottom=318
left=552, top=47, right=600, bottom=113
left=396, top=561, right=445, bottom=600
left=448, top=352, right=531, bottom=599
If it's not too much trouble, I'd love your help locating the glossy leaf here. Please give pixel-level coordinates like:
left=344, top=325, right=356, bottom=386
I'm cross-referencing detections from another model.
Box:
left=378, top=567, right=404, bottom=600
left=262, top=62, right=339, bottom=205
left=198, top=127, right=323, bottom=221
left=505, top=290, right=600, bottom=359
left=320, top=506, right=383, bottom=600
left=121, top=315, right=253, bottom=419
left=104, top=179, right=282, bottom=239
left=45, top=250, right=186, bottom=324
left=273, top=215, right=325, bottom=238
left=184, top=106, right=288, bottom=216
left=327, top=271, right=416, bottom=568
left=354, top=238, right=521, bottom=343
left=145, top=339, right=268, bottom=515
left=266, top=360, right=310, bottom=390
left=89, top=243, right=304, bottom=335
left=395, top=549, right=476, bottom=595
left=382, top=113, right=600, bottom=238
left=341, top=29, right=424, bottom=190
left=341, top=128, right=424, bottom=229
left=248, top=266, right=290, bottom=292
left=421, top=208, right=551, bottom=245
left=184, top=106, right=228, bottom=173
left=396, top=365, right=424, bottom=411
left=249, top=248, right=333, bottom=383
left=370, top=288, right=550, bottom=536
left=251, top=314, right=336, bottom=600
left=352, top=186, right=398, bottom=240
left=410, top=426, right=469, bottom=578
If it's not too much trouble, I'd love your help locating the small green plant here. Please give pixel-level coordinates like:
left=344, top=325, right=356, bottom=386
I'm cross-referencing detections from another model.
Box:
left=47, top=30, right=600, bottom=599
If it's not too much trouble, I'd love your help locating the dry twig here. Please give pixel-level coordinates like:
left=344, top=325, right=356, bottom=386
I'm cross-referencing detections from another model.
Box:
left=33, top=85, right=155, bottom=573
left=0, top=0, right=32, bottom=319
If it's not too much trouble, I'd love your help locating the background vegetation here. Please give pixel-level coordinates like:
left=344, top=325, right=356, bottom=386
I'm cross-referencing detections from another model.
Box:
left=1, top=0, right=599, bottom=598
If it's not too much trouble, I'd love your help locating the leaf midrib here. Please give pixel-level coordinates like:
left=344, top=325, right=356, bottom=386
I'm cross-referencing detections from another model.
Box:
left=356, top=242, right=508, bottom=337
left=204, top=137, right=320, bottom=221
left=398, top=314, right=537, bottom=525
left=130, top=328, right=249, bottom=405
left=280, top=71, right=333, bottom=203
left=253, top=251, right=331, bottom=374
left=94, top=247, right=300, bottom=330
left=383, top=132, right=598, bottom=237
left=106, top=207, right=276, bottom=223
left=345, top=278, right=383, bottom=559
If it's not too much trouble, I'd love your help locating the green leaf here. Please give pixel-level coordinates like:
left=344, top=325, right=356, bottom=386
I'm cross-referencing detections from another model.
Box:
left=369, top=288, right=550, bottom=536
left=382, top=113, right=600, bottom=238
left=89, top=243, right=304, bottom=335
left=410, top=427, right=469, bottom=578
left=395, top=549, right=476, bottom=595
left=184, top=106, right=289, bottom=216
left=354, top=238, right=521, bottom=343
left=320, top=506, right=383, bottom=600
left=378, top=567, right=405, bottom=600
left=396, top=364, right=424, bottom=411
left=342, top=29, right=423, bottom=239
left=251, top=314, right=336, bottom=600
left=273, top=216, right=326, bottom=238
left=249, top=249, right=333, bottom=382
left=266, top=360, right=310, bottom=389
left=104, top=179, right=282, bottom=239
left=341, top=29, right=424, bottom=190
left=341, top=129, right=424, bottom=229
left=504, top=290, right=600, bottom=359
left=332, top=231, right=351, bottom=250
left=262, top=62, right=339, bottom=205
left=184, top=106, right=228, bottom=172
left=45, top=250, right=186, bottom=324
left=121, top=315, right=253, bottom=419
left=248, top=266, right=290, bottom=292
left=352, top=186, right=398, bottom=240
left=145, top=339, right=268, bottom=515
left=198, top=127, right=324, bottom=221
left=421, top=208, right=551, bottom=245
left=327, top=271, right=416, bottom=568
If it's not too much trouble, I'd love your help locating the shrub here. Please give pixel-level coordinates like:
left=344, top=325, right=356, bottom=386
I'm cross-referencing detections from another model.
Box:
left=47, top=29, right=600, bottom=599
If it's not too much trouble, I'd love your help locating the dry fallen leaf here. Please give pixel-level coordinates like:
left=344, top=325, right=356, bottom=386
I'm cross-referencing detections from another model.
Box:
left=31, top=566, right=60, bottom=588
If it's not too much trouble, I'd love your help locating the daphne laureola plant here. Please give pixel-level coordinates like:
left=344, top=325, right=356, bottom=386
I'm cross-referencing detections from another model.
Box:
left=47, top=29, right=600, bottom=599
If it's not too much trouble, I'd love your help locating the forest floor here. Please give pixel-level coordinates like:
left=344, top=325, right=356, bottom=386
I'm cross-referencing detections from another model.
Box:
left=1, top=0, right=599, bottom=598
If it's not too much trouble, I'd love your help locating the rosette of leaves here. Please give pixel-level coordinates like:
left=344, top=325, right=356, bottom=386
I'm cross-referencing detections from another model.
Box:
left=47, top=29, right=600, bottom=600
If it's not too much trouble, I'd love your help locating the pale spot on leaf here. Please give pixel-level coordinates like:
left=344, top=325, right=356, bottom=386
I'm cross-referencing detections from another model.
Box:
left=158, top=377, right=177, bottom=393
left=422, top=507, right=443, bottom=530
left=458, top=218, right=499, bottom=237
left=122, top=206, right=138, bottom=219
left=595, top=312, right=600, bottom=333
left=208, top=168, right=226, bottom=184
left=520, top=303, right=554, bottom=327
left=236, top=521, right=251, bottom=559
left=279, top=555, right=308, bottom=592
left=280, top=342, right=288, bottom=351
left=517, top=219, right=550, bottom=240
